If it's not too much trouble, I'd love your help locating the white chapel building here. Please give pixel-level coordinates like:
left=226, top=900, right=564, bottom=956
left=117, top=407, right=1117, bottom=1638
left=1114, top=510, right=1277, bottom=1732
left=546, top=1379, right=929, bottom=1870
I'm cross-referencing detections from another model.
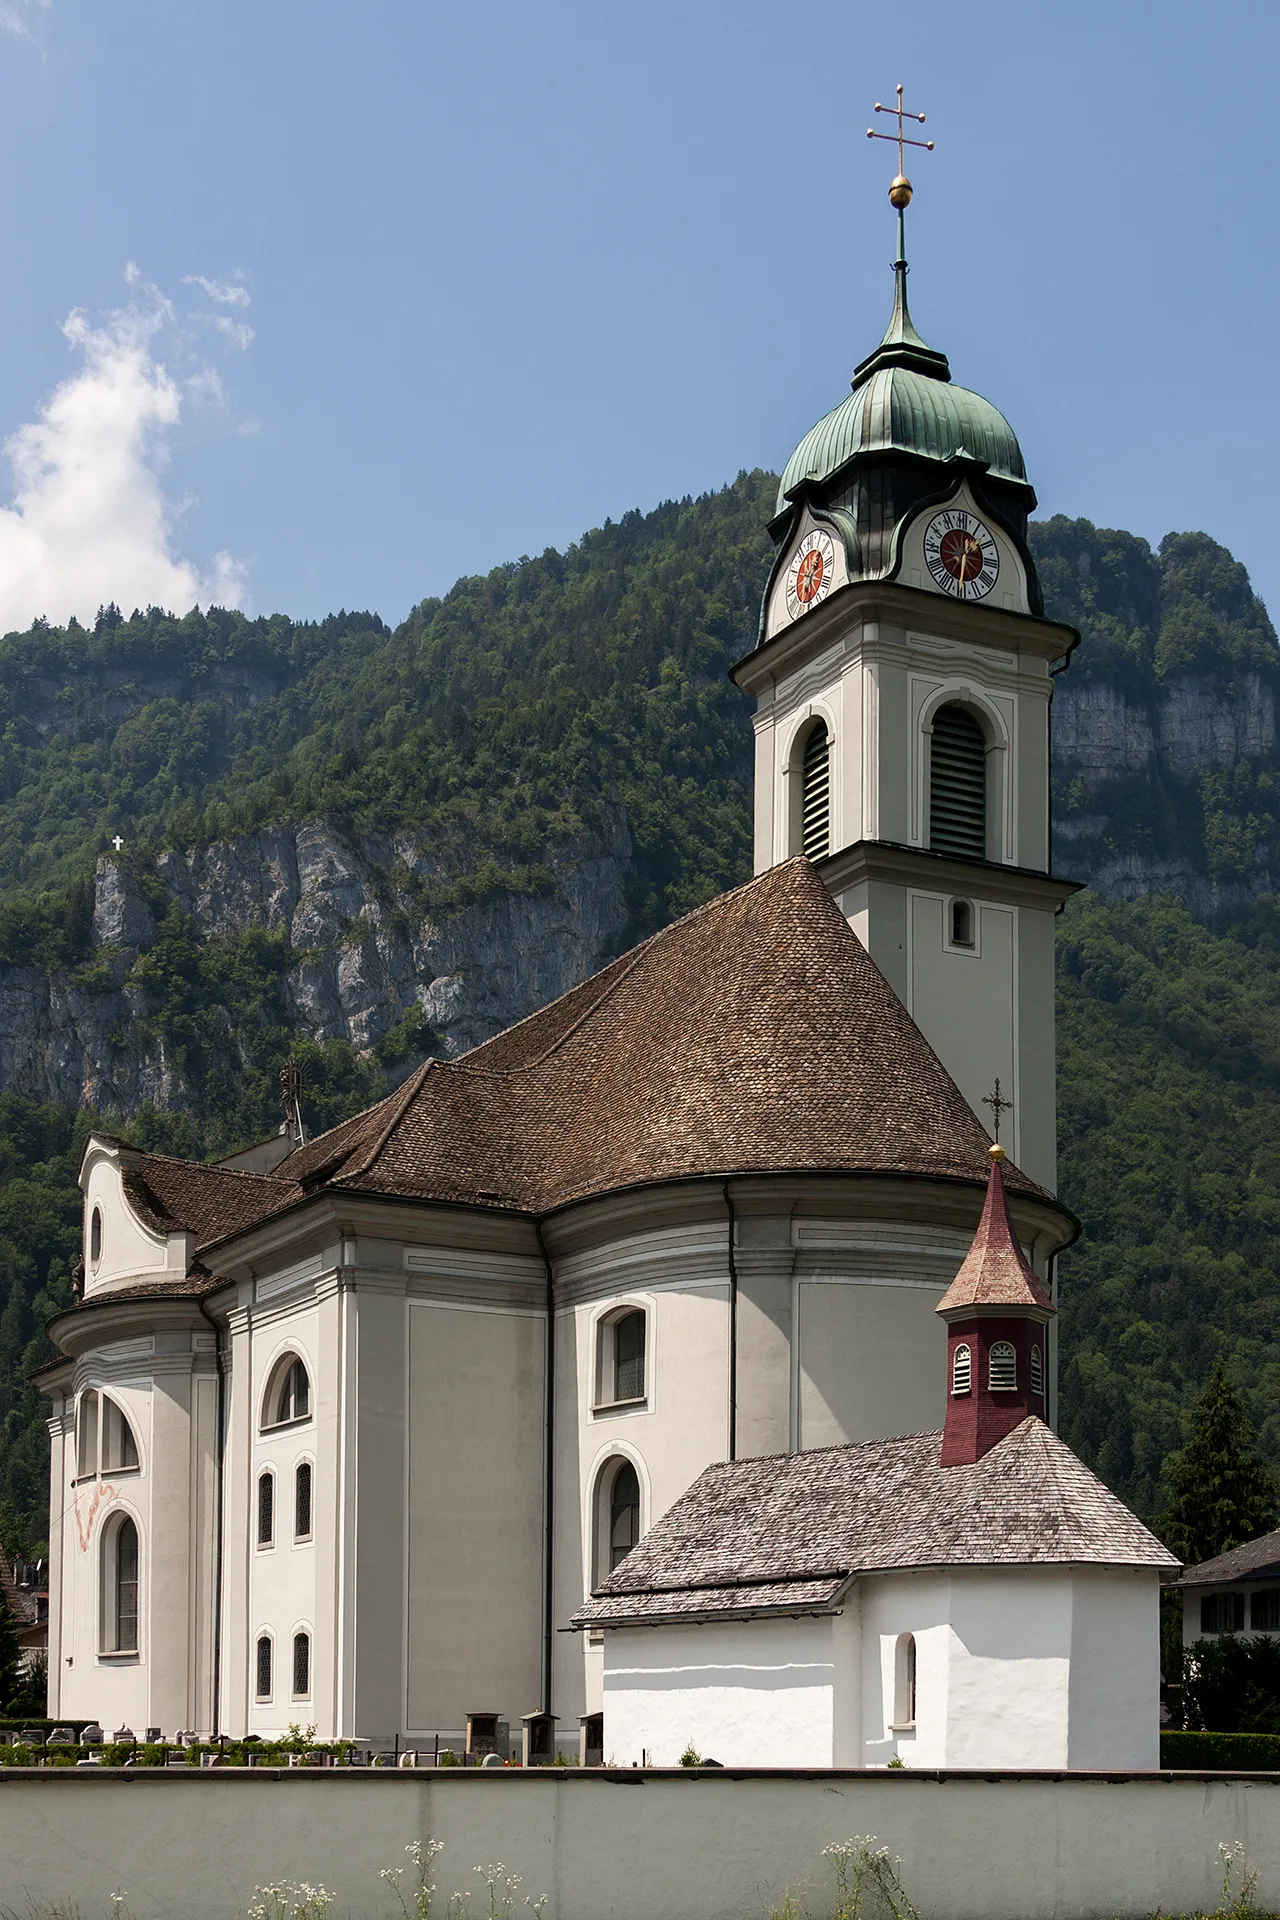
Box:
left=37, top=184, right=1151, bottom=1759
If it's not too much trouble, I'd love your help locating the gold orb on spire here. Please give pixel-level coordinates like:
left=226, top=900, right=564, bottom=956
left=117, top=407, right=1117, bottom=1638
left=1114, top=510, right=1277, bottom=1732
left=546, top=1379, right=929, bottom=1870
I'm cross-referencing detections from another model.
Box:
left=888, top=174, right=913, bottom=209
left=988, top=1142, right=1006, bottom=1162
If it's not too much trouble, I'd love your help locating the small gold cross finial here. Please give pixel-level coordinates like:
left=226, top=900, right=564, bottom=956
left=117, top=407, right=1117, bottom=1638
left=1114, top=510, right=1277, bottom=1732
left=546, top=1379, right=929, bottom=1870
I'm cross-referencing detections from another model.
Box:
left=867, top=83, right=934, bottom=207
left=982, top=1078, right=1012, bottom=1143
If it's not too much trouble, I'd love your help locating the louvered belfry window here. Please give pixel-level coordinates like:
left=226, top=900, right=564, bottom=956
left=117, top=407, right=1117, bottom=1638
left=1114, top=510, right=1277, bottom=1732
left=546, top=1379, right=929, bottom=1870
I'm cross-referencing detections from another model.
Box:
left=801, top=722, right=830, bottom=860
left=929, top=704, right=987, bottom=859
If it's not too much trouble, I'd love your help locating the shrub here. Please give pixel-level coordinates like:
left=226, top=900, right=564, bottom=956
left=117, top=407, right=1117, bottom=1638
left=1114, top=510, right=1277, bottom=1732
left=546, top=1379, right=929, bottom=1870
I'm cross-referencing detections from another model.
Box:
left=1163, top=1730, right=1280, bottom=1770
left=1183, top=1636, right=1280, bottom=1734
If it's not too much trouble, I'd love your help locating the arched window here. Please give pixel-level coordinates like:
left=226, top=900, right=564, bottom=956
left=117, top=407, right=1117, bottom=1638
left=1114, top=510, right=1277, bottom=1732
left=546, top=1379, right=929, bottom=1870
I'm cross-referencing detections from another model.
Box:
left=89, top=1206, right=103, bottom=1266
left=257, top=1472, right=275, bottom=1547
left=893, top=1632, right=917, bottom=1730
left=949, top=898, right=974, bottom=948
left=77, top=1390, right=139, bottom=1480
left=76, top=1390, right=99, bottom=1480
left=929, top=704, right=987, bottom=859
left=255, top=1634, right=273, bottom=1700
left=1029, top=1343, right=1044, bottom=1399
left=951, top=1344, right=972, bottom=1397
left=264, top=1356, right=310, bottom=1430
left=101, top=1397, right=139, bottom=1474
left=614, top=1312, right=645, bottom=1402
left=801, top=722, right=831, bottom=861
left=292, top=1631, right=311, bottom=1699
left=989, top=1341, right=1017, bottom=1392
left=295, top=1462, right=313, bottom=1541
left=609, top=1461, right=640, bottom=1572
left=596, top=1308, right=648, bottom=1409
left=101, top=1513, right=139, bottom=1654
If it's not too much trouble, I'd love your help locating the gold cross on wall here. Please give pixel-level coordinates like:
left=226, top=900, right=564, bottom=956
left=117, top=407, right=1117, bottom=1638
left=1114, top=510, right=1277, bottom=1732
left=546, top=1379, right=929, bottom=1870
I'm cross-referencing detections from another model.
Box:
left=982, top=1078, right=1013, bottom=1143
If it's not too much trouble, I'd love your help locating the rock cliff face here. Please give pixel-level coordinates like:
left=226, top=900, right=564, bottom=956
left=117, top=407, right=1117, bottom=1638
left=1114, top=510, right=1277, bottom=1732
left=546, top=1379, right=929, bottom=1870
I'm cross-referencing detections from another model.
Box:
left=0, top=817, right=632, bottom=1114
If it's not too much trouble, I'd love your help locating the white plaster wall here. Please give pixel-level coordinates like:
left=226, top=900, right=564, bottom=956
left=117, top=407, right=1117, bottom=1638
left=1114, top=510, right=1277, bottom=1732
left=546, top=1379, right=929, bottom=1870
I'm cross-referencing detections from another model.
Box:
left=858, top=1571, right=952, bottom=1768
left=1068, top=1568, right=1162, bottom=1770
left=80, top=1148, right=189, bottom=1294
left=944, top=1570, right=1072, bottom=1769
left=6, top=1773, right=1280, bottom=1920
left=602, top=1617, right=839, bottom=1767
left=247, top=1307, right=321, bottom=1738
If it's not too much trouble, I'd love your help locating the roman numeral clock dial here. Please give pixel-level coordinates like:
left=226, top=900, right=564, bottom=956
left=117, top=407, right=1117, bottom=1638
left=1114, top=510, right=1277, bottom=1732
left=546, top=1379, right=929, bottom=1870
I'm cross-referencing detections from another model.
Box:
left=923, top=509, right=1000, bottom=602
left=784, top=529, right=836, bottom=621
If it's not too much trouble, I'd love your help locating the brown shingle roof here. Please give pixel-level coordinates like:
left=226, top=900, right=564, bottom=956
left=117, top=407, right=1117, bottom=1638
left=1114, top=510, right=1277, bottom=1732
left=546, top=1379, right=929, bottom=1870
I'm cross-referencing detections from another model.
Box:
left=277, top=858, right=1052, bottom=1215
left=936, top=1148, right=1055, bottom=1316
left=1174, top=1528, right=1280, bottom=1589
left=119, top=1156, right=301, bottom=1251
left=571, top=1419, right=1177, bottom=1627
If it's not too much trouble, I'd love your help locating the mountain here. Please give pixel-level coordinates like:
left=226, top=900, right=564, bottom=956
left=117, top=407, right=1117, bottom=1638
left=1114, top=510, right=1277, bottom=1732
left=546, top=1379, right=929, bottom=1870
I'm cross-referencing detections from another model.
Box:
left=0, top=474, right=1278, bottom=1543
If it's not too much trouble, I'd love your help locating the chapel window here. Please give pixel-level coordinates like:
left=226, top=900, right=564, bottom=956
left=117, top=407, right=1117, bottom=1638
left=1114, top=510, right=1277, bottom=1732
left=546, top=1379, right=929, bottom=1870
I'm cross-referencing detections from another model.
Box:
left=295, top=1462, right=313, bottom=1542
left=949, top=898, right=975, bottom=947
left=893, top=1632, right=917, bottom=1730
left=101, top=1396, right=139, bottom=1474
left=257, top=1471, right=275, bottom=1548
left=609, top=1460, right=641, bottom=1572
left=256, top=1634, right=273, bottom=1699
left=77, top=1390, right=139, bottom=1480
left=101, top=1514, right=139, bottom=1655
left=1201, top=1593, right=1245, bottom=1635
left=90, top=1206, right=103, bottom=1266
left=929, top=704, right=987, bottom=860
left=265, top=1356, right=311, bottom=1429
left=293, top=1630, right=311, bottom=1698
left=1252, top=1591, right=1280, bottom=1631
left=76, top=1390, right=99, bottom=1480
left=951, top=1344, right=972, bottom=1396
left=1029, top=1343, right=1044, bottom=1399
left=800, top=721, right=831, bottom=861
left=614, top=1311, right=646, bottom=1403
left=988, top=1341, right=1017, bottom=1393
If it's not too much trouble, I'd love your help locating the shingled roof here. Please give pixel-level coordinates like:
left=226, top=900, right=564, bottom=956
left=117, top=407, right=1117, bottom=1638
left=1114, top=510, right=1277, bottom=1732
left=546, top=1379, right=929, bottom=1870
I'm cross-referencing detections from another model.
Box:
left=119, top=1156, right=302, bottom=1250
left=936, top=1146, right=1055, bottom=1317
left=1174, top=1528, right=1280, bottom=1589
left=275, top=857, right=1049, bottom=1216
left=571, top=1419, right=1178, bottom=1627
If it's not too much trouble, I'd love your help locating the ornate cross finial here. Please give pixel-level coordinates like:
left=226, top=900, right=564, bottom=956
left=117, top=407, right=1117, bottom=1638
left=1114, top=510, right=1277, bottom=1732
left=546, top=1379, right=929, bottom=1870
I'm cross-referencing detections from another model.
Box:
left=867, top=83, right=934, bottom=209
left=281, top=1060, right=306, bottom=1145
left=982, top=1078, right=1013, bottom=1143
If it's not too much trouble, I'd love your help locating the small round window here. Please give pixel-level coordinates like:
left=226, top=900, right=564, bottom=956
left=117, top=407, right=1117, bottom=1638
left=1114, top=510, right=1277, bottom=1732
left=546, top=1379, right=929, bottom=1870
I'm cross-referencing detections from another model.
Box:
left=90, top=1206, right=103, bottom=1266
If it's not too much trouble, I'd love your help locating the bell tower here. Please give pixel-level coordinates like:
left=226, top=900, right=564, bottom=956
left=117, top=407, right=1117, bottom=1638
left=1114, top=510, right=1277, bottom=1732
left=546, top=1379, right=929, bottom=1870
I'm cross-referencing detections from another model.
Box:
left=732, top=90, right=1079, bottom=1193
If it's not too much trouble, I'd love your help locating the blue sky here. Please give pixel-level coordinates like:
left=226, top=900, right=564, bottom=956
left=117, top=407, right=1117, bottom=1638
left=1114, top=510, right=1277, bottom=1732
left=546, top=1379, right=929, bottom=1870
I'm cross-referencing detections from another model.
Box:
left=0, top=0, right=1274, bottom=628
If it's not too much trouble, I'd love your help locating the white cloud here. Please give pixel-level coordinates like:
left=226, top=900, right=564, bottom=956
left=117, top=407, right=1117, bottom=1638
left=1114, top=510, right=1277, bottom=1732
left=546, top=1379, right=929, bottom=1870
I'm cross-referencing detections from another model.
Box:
left=0, top=275, right=246, bottom=632
left=181, top=273, right=252, bottom=308
left=0, top=0, right=49, bottom=47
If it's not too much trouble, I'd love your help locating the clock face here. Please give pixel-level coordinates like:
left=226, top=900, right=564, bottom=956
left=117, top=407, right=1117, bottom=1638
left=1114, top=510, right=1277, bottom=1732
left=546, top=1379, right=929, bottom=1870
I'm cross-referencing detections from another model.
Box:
left=923, top=509, right=1000, bottom=601
left=785, top=529, right=836, bottom=621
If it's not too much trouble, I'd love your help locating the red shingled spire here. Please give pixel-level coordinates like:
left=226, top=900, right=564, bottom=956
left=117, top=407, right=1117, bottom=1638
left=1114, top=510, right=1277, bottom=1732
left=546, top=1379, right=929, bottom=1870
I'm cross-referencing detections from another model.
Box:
left=938, top=1144, right=1056, bottom=1467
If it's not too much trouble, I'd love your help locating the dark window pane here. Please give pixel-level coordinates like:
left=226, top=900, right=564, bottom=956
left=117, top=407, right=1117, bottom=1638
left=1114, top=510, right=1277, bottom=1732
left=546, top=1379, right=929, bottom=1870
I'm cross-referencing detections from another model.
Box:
left=609, top=1461, right=640, bottom=1571
left=1202, top=1593, right=1246, bottom=1634
left=258, top=1473, right=274, bottom=1546
left=1253, top=1590, right=1280, bottom=1631
left=275, top=1358, right=310, bottom=1425
left=614, top=1312, right=645, bottom=1401
left=257, top=1635, right=272, bottom=1698
left=115, top=1519, right=138, bottom=1653
left=295, top=1462, right=312, bottom=1540
left=293, top=1632, right=310, bottom=1697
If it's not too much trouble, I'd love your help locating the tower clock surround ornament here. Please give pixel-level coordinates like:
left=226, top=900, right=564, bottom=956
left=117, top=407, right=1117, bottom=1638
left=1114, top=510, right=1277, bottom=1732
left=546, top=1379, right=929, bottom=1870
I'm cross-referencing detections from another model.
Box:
left=784, top=528, right=836, bottom=621
left=924, top=507, right=1000, bottom=600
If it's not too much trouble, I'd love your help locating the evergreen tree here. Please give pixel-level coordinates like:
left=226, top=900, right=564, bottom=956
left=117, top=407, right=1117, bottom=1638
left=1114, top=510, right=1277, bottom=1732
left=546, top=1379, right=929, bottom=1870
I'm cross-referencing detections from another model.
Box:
left=0, top=1577, right=22, bottom=1714
left=1160, top=1361, right=1278, bottom=1565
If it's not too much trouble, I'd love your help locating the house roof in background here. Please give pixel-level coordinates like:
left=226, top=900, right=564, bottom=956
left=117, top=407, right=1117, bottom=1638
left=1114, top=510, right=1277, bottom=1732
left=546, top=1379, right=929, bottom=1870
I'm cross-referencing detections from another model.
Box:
left=572, top=1417, right=1178, bottom=1627
left=1174, top=1528, right=1280, bottom=1588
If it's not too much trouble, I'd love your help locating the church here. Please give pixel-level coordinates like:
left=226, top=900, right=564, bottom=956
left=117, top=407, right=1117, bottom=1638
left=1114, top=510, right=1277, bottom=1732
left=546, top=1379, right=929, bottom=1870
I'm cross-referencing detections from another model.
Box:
left=37, top=135, right=1160, bottom=1761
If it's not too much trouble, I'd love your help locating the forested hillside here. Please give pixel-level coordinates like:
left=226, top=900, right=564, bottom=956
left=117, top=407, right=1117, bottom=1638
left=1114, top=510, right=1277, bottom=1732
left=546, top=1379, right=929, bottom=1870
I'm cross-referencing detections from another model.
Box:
left=0, top=474, right=1278, bottom=1543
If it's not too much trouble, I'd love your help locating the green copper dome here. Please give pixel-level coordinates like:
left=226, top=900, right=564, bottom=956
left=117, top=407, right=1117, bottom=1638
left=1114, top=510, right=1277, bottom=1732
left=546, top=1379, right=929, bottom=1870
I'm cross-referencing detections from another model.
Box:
left=776, top=240, right=1027, bottom=514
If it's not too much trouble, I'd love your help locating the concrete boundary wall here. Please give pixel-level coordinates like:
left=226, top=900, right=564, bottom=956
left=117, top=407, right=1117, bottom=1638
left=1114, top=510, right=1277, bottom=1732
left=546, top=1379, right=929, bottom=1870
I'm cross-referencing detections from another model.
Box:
left=2, top=1769, right=1280, bottom=1920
